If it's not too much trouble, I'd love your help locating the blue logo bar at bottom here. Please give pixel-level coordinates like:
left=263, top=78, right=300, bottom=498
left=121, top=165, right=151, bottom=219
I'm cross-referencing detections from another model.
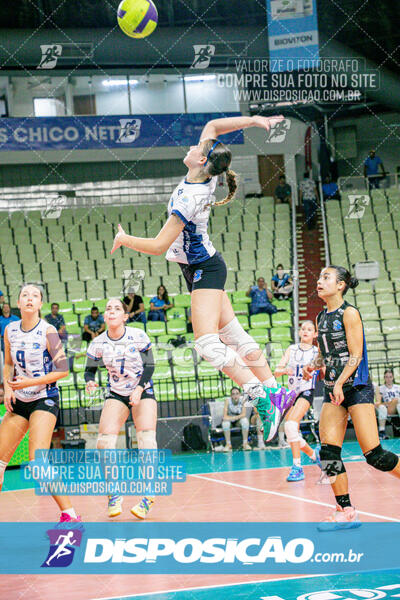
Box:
left=0, top=523, right=399, bottom=574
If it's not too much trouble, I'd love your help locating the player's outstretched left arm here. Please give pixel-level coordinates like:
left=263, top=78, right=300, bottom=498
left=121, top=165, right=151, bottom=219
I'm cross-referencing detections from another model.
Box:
left=111, top=215, right=185, bottom=256
left=199, top=115, right=285, bottom=141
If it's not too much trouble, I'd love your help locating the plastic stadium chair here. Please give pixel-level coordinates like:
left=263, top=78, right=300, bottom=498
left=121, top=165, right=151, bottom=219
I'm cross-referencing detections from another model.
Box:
left=271, top=311, right=292, bottom=327
left=176, top=379, right=198, bottom=400
left=250, top=313, right=270, bottom=329
left=270, top=327, right=292, bottom=342
left=73, top=355, right=87, bottom=372
left=152, top=366, right=173, bottom=381
left=174, top=364, right=196, bottom=378
left=199, top=378, right=224, bottom=399
left=248, top=328, right=269, bottom=344
left=74, top=300, right=94, bottom=315
left=166, top=319, right=187, bottom=335
left=173, top=294, right=191, bottom=308
left=127, top=322, right=145, bottom=331
left=232, top=290, right=251, bottom=304
left=232, top=302, right=249, bottom=315
left=147, top=321, right=167, bottom=337
left=197, top=361, right=217, bottom=376
left=155, top=383, right=176, bottom=402
left=236, top=314, right=250, bottom=329
left=58, top=373, right=75, bottom=388
left=152, top=346, right=170, bottom=365
left=363, top=321, right=382, bottom=336
left=382, top=320, right=400, bottom=335
left=166, top=307, right=186, bottom=321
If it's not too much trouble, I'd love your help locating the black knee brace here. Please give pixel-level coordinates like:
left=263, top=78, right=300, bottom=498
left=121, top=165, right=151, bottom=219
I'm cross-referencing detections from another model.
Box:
left=364, top=445, right=399, bottom=472
left=320, top=444, right=346, bottom=477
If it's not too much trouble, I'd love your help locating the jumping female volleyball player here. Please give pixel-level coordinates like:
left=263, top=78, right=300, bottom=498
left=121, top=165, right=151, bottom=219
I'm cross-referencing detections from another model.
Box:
left=274, top=320, right=323, bottom=482
left=0, top=284, right=80, bottom=522
left=84, top=297, right=156, bottom=519
left=111, top=115, right=296, bottom=441
left=304, top=266, right=400, bottom=530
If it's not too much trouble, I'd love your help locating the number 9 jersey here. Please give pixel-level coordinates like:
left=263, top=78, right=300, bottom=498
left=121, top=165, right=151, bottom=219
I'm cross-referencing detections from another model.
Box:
left=6, top=319, right=59, bottom=402
left=86, top=327, right=152, bottom=395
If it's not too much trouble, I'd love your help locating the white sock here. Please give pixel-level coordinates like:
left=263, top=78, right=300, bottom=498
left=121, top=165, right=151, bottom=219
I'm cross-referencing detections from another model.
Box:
left=243, top=378, right=266, bottom=400
left=293, top=458, right=301, bottom=467
left=263, top=377, right=278, bottom=388
left=279, top=431, right=285, bottom=443
left=62, top=508, right=77, bottom=518
left=310, top=451, right=316, bottom=461
left=257, top=433, right=264, bottom=446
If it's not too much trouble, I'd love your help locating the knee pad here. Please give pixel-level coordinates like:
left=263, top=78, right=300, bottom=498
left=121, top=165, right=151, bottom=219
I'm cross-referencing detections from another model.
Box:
left=284, top=420, right=302, bottom=444
left=240, top=417, right=249, bottom=429
left=0, top=460, right=7, bottom=486
left=222, top=420, right=231, bottom=431
left=96, top=433, right=118, bottom=449
left=364, top=444, right=399, bottom=472
left=137, top=429, right=157, bottom=450
left=378, top=405, right=388, bottom=419
left=195, top=333, right=238, bottom=370
left=319, top=444, right=346, bottom=477
left=219, top=317, right=260, bottom=359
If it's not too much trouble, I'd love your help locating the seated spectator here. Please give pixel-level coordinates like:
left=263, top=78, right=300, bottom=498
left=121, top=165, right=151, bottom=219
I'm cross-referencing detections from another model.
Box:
left=271, top=264, right=293, bottom=299
left=274, top=174, right=292, bottom=204
left=221, top=387, right=251, bottom=452
left=377, top=369, right=400, bottom=440
left=246, top=277, right=277, bottom=315
left=148, top=285, right=172, bottom=322
left=0, top=303, right=19, bottom=352
left=322, top=175, right=340, bottom=201
left=122, top=291, right=146, bottom=325
left=45, top=302, right=68, bottom=345
left=82, top=306, right=105, bottom=342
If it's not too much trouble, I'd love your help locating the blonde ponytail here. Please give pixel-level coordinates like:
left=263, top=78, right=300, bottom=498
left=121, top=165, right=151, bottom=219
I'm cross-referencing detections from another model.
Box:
left=213, top=169, right=238, bottom=207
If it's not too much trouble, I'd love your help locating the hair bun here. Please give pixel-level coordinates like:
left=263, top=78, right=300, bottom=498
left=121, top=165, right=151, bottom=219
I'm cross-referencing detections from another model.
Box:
left=349, top=276, right=359, bottom=289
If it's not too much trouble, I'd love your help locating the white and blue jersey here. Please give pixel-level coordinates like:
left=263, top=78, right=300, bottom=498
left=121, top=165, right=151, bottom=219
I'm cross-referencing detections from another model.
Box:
left=87, top=327, right=152, bottom=396
left=6, top=318, right=58, bottom=402
left=286, top=343, right=319, bottom=396
left=379, top=384, right=400, bottom=403
left=166, top=177, right=217, bottom=265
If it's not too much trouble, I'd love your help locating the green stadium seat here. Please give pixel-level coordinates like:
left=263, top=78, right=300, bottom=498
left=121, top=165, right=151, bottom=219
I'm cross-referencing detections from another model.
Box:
left=236, top=314, right=249, bottom=329
left=376, top=294, right=396, bottom=307
left=60, top=392, right=80, bottom=409
left=197, top=361, right=216, bottom=376
left=173, top=294, right=191, bottom=308
left=380, top=305, right=399, bottom=319
left=67, top=323, right=82, bottom=335
left=166, top=319, right=187, bottom=335
left=75, top=372, right=86, bottom=388
left=73, top=355, right=87, bottom=372
left=382, top=320, right=400, bottom=335
left=250, top=313, right=270, bottom=329
left=147, top=321, right=167, bottom=337
left=363, top=321, right=382, bottom=336
left=273, top=300, right=292, bottom=312
left=174, top=364, right=196, bottom=378
left=199, top=378, right=224, bottom=399
left=232, top=302, right=249, bottom=315
left=248, top=328, right=269, bottom=344
left=232, top=290, right=251, bottom=304
left=127, top=322, right=145, bottom=331
left=152, top=346, right=169, bottom=365
left=58, top=372, right=75, bottom=388
left=152, top=365, right=173, bottom=381
left=155, top=382, right=176, bottom=402
left=271, top=311, right=292, bottom=327
left=176, top=379, right=198, bottom=400
left=362, top=306, right=379, bottom=321
left=270, top=327, right=292, bottom=342
left=166, top=307, right=186, bottom=320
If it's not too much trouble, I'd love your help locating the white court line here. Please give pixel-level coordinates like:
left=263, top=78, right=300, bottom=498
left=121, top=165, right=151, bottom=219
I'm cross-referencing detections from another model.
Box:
left=190, top=473, right=400, bottom=523
left=90, top=573, right=330, bottom=600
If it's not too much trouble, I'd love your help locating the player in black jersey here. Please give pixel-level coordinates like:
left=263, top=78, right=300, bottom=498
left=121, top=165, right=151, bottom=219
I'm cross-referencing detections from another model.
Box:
left=304, top=265, right=400, bottom=530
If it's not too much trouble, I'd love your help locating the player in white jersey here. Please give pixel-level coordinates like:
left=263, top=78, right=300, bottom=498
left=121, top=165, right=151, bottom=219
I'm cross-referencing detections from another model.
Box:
left=275, top=321, right=323, bottom=482
left=84, top=298, right=156, bottom=519
left=0, top=284, right=80, bottom=522
left=111, top=114, right=296, bottom=443
left=377, top=369, right=400, bottom=440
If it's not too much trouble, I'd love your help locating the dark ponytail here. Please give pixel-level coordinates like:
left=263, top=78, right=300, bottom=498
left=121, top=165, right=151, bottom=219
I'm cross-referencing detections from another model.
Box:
left=328, top=265, right=359, bottom=295
left=202, top=138, right=238, bottom=207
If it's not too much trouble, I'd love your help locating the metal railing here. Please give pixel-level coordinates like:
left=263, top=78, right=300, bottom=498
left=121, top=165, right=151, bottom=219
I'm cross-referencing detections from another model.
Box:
left=291, top=193, right=300, bottom=343
left=337, top=173, right=399, bottom=192
left=318, top=176, right=331, bottom=266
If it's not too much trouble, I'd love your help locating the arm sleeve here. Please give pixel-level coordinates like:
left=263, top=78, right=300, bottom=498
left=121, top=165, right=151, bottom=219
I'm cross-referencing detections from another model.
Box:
left=138, top=348, right=155, bottom=388
left=84, top=363, right=98, bottom=383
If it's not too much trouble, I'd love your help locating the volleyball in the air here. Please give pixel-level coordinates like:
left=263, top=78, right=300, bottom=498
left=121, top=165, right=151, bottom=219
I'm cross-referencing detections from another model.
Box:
left=117, top=0, right=158, bottom=39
